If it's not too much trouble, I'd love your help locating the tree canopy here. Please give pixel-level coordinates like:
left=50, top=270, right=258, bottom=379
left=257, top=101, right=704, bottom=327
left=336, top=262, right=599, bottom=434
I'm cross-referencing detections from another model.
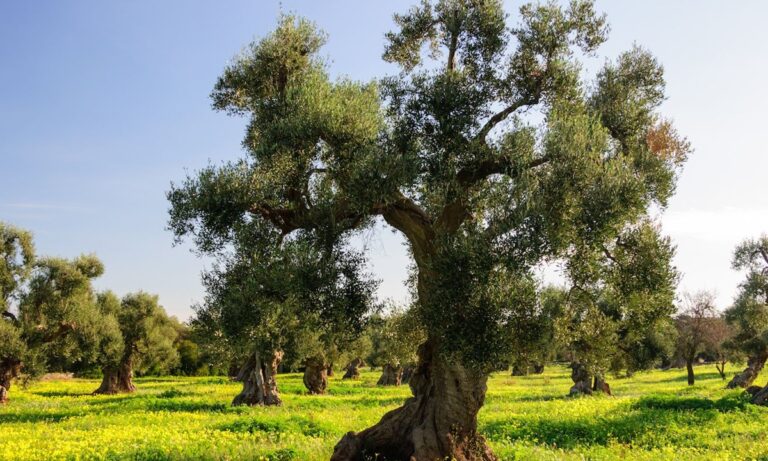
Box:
left=168, top=1, right=689, bottom=459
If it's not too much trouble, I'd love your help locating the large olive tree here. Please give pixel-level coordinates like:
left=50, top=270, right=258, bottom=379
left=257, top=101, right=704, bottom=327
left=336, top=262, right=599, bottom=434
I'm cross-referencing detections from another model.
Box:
left=168, top=1, right=687, bottom=458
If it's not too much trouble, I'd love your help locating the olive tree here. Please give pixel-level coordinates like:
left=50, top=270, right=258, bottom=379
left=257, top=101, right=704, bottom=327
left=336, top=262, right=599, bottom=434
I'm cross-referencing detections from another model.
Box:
left=92, top=291, right=178, bottom=394
left=0, top=222, right=35, bottom=402
left=508, top=284, right=564, bottom=376
left=0, top=254, right=105, bottom=402
left=674, top=291, right=719, bottom=386
left=725, top=236, right=768, bottom=390
left=365, top=307, right=426, bottom=386
left=168, top=1, right=687, bottom=458
left=558, top=220, right=679, bottom=395
left=0, top=222, right=35, bottom=317
left=194, top=233, right=375, bottom=405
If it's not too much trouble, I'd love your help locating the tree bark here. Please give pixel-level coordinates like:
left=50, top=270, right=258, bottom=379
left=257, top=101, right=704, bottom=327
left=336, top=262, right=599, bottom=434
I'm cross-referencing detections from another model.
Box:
left=569, top=362, right=593, bottom=396
left=327, top=363, right=335, bottom=377
left=727, top=351, right=768, bottom=389
left=750, top=383, right=768, bottom=405
left=593, top=375, right=612, bottom=395
left=686, top=359, right=695, bottom=386
left=232, top=350, right=283, bottom=406
left=532, top=363, right=545, bottom=374
left=401, top=364, right=415, bottom=384
left=303, top=355, right=328, bottom=394
left=511, top=364, right=527, bottom=376
left=342, top=357, right=364, bottom=380
left=0, top=358, right=21, bottom=404
left=93, top=358, right=136, bottom=395
left=331, top=340, right=495, bottom=461
left=377, top=363, right=403, bottom=386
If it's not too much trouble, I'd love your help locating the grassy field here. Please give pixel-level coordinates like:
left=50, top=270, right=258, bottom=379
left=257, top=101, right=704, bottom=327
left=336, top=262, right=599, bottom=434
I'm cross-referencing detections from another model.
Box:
left=1, top=365, right=767, bottom=461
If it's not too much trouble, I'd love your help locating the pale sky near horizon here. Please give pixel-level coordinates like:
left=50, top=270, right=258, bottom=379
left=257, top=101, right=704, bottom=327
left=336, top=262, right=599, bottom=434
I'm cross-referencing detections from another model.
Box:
left=2, top=1, right=767, bottom=320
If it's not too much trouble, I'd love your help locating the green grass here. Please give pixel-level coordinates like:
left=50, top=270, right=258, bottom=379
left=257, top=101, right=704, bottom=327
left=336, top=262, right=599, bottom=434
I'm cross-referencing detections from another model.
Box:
left=1, top=365, right=767, bottom=460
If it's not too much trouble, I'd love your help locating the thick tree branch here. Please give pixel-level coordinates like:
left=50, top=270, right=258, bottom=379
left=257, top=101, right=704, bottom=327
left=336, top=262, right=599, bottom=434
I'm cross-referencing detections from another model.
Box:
left=475, top=96, right=539, bottom=143
left=437, top=155, right=550, bottom=234
left=1, top=311, right=17, bottom=323
left=375, top=193, right=434, bottom=264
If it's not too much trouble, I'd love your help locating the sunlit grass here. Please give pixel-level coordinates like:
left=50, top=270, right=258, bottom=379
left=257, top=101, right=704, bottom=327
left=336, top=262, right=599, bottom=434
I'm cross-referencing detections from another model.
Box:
left=1, top=365, right=766, bottom=460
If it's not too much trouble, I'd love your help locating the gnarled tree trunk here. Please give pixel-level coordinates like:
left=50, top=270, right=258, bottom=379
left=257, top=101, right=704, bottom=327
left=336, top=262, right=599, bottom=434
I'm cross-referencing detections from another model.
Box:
left=532, top=363, right=545, bottom=374
left=511, top=364, right=527, bottom=376
left=0, top=358, right=21, bottom=404
left=569, top=362, right=593, bottom=396
left=593, top=375, right=612, bottom=395
left=93, top=357, right=136, bottom=395
left=342, top=357, right=364, bottom=380
left=232, top=350, right=283, bottom=406
left=377, top=363, right=403, bottom=386
left=303, top=355, right=328, bottom=395
left=727, top=351, right=768, bottom=389
left=750, top=383, right=768, bottom=405
left=401, top=364, right=414, bottom=384
left=327, top=362, right=335, bottom=377
left=331, top=340, right=495, bottom=461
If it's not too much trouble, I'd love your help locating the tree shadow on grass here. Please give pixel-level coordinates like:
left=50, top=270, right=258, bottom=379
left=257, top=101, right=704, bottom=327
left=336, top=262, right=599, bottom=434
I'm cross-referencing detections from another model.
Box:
left=648, top=370, right=723, bottom=384
left=0, top=412, right=72, bottom=424
left=486, top=393, right=567, bottom=404
left=218, top=414, right=336, bottom=437
left=295, top=395, right=408, bottom=411
left=482, top=394, right=752, bottom=449
left=146, top=399, right=231, bottom=413
left=32, top=390, right=93, bottom=398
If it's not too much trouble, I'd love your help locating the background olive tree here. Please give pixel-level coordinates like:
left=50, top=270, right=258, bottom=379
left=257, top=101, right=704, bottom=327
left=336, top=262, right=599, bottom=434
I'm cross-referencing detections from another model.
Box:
left=724, top=236, right=768, bottom=404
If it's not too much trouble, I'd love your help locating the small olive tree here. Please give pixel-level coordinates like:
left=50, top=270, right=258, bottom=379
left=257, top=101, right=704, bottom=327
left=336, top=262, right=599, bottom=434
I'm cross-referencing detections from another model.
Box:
left=365, top=307, right=426, bottom=386
left=194, top=234, right=376, bottom=405
left=559, top=221, right=679, bottom=395
left=725, top=236, right=768, bottom=390
left=92, top=291, right=178, bottom=394
left=1, top=253, right=105, bottom=402
left=674, top=291, right=719, bottom=386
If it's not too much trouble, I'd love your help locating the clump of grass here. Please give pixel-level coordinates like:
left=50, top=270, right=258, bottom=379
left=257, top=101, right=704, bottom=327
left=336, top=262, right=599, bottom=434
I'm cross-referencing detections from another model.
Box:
left=156, top=388, right=187, bottom=399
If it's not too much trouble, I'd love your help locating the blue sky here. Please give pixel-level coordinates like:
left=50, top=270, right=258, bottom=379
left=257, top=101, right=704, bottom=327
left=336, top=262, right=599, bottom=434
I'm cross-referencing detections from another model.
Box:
left=2, top=1, right=767, bottom=319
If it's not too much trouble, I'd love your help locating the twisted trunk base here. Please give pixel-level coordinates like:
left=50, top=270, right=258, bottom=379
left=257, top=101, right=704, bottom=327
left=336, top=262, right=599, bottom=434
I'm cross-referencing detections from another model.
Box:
left=331, top=341, right=495, bottom=461
left=232, top=350, right=283, bottom=406
left=727, top=352, right=768, bottom=389
left=569, top=362, right=593, bottom=396
left=343, top=358, right=365, bottom=380
left=0, top=358, right=21, bottom=403
left=304, top=356, right=328, bottom=395
left=532, top=363, right=545, bottom=374
left=511, top=364, right=527, bottom=376
left=593, top=376, right=612, bottom=395
left=750, top=383, right=768, bottom=405
left=401, top=364, right=415, bottom=384
left=569, top=363, right=611, bottom=396
left=377, top=364, right=403, bottom=386
left=327, top=363, right=335, bottom=377
left=93, top=361, right=135, bottom=395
